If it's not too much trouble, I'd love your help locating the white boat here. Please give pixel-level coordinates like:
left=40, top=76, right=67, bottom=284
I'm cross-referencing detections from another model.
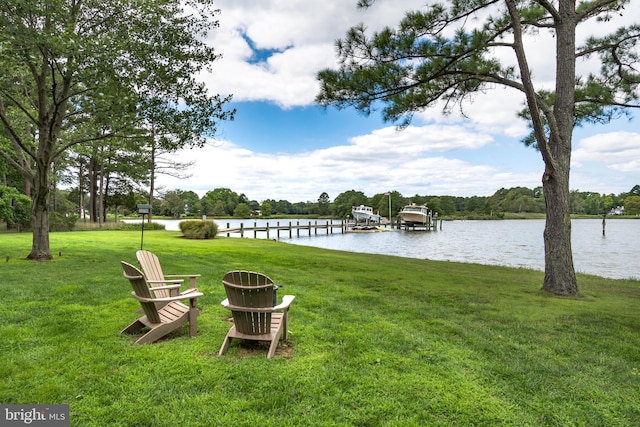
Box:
left=351, top=205, right=380, bottom=223
left=399, top=204, right=431, bottom=226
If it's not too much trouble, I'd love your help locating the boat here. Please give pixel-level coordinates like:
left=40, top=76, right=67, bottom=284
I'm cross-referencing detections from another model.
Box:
left=351, top=205, right=380, bottom=223
left=399, top=204, right=431, bottom=226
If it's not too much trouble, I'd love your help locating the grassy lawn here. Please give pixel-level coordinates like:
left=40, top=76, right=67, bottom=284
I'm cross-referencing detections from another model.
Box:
left=1, top=230, right=639, bottom=426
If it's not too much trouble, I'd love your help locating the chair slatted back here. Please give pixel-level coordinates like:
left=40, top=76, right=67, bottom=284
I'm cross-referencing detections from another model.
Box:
left=122, top=261, right=161, bottom=324
left=222, top=271, right=274, bottom=335
left=136, top=250, right=170, bottom=299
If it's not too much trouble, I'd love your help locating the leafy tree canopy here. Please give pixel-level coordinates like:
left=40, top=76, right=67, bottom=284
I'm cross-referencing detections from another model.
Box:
left=333, top=190, right=368, bottom=218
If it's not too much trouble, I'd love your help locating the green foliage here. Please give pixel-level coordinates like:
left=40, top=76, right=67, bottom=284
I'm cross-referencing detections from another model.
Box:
left=201, top=188, right=239, bottom=216
left=179, top=220, right=218, bottom=239
left=317, top=192, right=331, bottom=216
left=160, top=189, right=201, bottom=218
left=115, top=184, right=639, bottom=221
left=260, top=200, right=272, bottom=217
left=104, top=176, right=139, bottom=216
left=233, top=203, right=251, bottom=218
left=0, top=231, right=639, bottom=425
left=0, top=185, right=31, bottom=230
left=49, top=214, right=79, bottom=232
left=332, top=189, right=368, bottom=218
left=119, top=221, right=166, bottom=231
left=274, top=200, right=293, bottom=215
left=624, top=195, right=640, bottom=216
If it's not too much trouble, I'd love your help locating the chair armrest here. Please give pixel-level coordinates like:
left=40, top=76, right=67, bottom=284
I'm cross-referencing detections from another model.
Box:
left=147, top=279, right=184, bottom=285
left=164, top=274, right=200, bottom=288
left=164, top=274, right=201, bottom=278
left=221, top=295, right=295, bottom=312
left=148, top=284, right=182, bottom=292
left=274, top=295, right=295, bottom=311
left=132, top=291, right=203, bottom=303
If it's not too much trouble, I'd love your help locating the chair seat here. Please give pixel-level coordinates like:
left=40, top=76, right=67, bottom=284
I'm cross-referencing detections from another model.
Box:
left=136, top=301, right=190, bottom=327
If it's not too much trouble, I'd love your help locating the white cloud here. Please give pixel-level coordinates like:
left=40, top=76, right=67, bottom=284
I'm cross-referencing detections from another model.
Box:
left=203, top=0, right=428, bottom=107
left=573, top=132, right=640, bottom=172
left=158, top=122, right=538, bottom=201
left=347, top=125, right=494, bottom=153
left=414, top=87, right=530, bottom=138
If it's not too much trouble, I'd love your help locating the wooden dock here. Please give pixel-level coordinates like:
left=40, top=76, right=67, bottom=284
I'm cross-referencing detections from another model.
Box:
left=218, top=220, right=347, bottom=239
left=217, top=218, right=439, bottom=239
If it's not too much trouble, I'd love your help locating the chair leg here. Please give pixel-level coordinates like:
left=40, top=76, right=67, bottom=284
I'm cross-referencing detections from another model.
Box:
left=134, top=324, right=172, bottom=344
left=121, top=319, right=145, bottom=335
left=188, top=300, right=198, bottom=337
left=282, top=310, right=289, bottom=341
left=218, top=331, right=234, bottom=356
left=267, top=336, right=279, bottom=359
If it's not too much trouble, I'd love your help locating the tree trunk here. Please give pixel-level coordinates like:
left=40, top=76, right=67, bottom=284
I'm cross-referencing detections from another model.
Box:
left=88, top=157, right=99, bottom=222
left=78, top=159, right=86, bottom=223
left=541, top=158, right=579, bottom=295
left=541, top=0, right=579, bottom=296
left=103, top=167, right=111, bottom=224
left=148, top=135, right=156, bottom=223
left=27, top=170, right=52, bottom=261
left=98, top=162, right=104, bottom=225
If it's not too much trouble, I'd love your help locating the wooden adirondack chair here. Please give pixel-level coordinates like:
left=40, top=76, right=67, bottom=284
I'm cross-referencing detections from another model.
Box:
left=219, top=270, right=295, bottom=359
left=121, top=261, right=203, bottom=344
left=136, top=250, right=201, bottom=309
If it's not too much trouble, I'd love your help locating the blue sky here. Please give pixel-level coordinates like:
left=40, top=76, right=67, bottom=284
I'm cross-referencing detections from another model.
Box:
left=157, top=0, right=640, bottom=203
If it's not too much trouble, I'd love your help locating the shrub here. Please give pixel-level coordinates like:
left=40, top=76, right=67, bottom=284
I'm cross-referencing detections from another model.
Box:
left=0, top=185, right=32, bottom=230
left=179, top=220, right=218, bottom=239
left=49, top=213, right=79, bottom=231
left=118, top=221, right=166, bottom=231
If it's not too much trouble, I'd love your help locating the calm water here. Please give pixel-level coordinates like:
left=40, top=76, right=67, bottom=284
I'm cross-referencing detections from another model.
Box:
left=138, top=218, right=639, bottom=280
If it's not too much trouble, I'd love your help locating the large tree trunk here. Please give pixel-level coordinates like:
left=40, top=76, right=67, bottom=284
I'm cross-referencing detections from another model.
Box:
left=541, top=157, right=578, bottom=295
left=27, top=169, right=52, bottom=261
left=541, top=0, right=579, bottom=296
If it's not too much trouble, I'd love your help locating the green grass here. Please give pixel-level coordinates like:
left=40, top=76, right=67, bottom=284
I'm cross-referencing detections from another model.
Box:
left=1, top=230, right=639, bottom=426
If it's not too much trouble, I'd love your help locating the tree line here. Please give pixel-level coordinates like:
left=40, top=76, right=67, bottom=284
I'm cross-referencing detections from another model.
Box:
left=6, top=183, right=636, bottom=230
left=154, top=185, right=640, bottom=219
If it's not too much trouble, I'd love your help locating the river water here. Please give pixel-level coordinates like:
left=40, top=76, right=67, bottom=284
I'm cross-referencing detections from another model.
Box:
left=136, top=218, right=639, bottom=280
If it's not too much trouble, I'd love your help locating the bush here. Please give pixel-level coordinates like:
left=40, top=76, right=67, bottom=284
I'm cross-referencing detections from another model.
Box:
left=118, top=221, right=166, bottom=231
left=179, top=220, right=218, bottom=239
left=0, top=185, right=31, bottom=230
left=49, top=213, right=79, bottom=231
